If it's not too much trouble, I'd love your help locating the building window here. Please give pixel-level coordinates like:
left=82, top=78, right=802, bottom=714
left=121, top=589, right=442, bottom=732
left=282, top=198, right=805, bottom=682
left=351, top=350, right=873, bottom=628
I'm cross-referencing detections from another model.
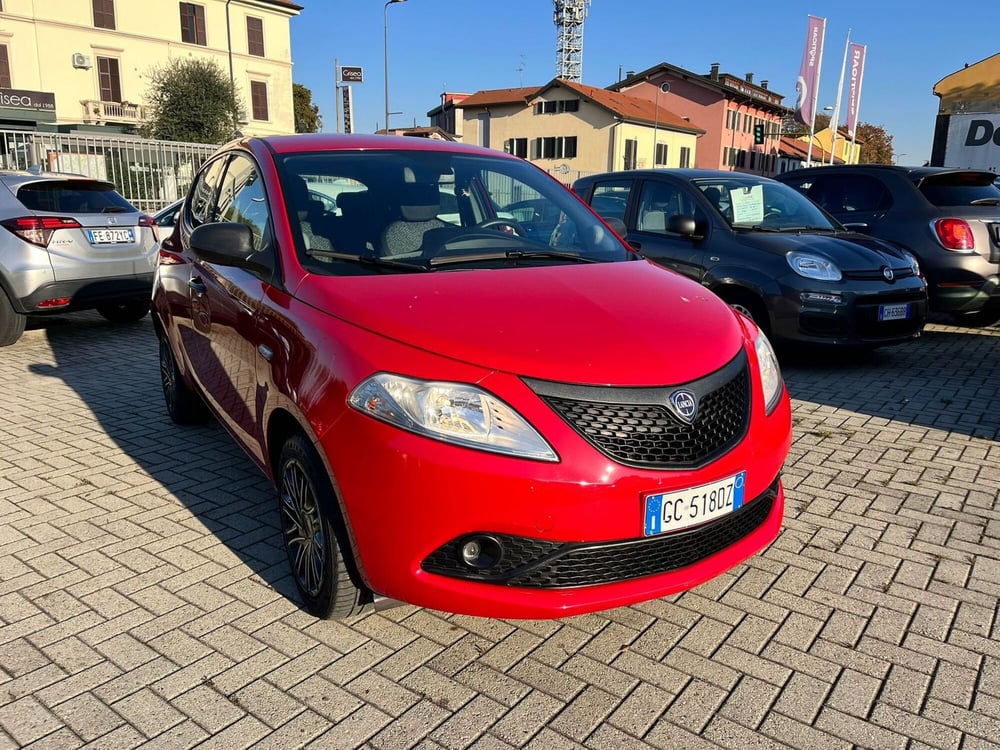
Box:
left=505, top=138, right=528, bottom=158
left=624, top=139, right=637, bottom=170
left=0, top=45, right=10, bottom=89
left=533, top=99, right=580, bottom=115
left=530, top=136, right=577, bottom=160
left=679, top=146, right=691, bottom=168
left=655, top=142, right=668, bottom=166
left=250, top=80, right=269, bottom=120
left=97, top=56, right=122, bottom=103
left=246, top=16, right=264, bottom=56
left=180, top=3, right=206, bottom=45
left=477, top=113, right=490, bottom=148
left=93, top=0, right=115, bottom=29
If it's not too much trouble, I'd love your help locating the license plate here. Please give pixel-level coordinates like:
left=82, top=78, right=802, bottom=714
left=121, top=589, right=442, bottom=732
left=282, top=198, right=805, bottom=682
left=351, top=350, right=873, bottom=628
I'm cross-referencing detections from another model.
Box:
left=87, top=228, right=135, bottom=244
left=878, top=303, right=909, bottom=321
left=643, top=471, right=746, bottom=536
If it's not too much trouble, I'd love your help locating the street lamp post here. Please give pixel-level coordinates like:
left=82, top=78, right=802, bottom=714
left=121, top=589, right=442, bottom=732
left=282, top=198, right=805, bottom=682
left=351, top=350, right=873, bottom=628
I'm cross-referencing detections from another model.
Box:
left=383, top=0, right=407, bottom=133
left=652, top=82, right=669, bottom=168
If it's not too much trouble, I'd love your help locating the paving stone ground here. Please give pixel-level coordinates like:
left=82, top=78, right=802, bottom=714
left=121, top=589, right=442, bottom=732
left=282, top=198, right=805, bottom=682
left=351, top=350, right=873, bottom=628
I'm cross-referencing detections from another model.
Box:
left=0, top=312, right=998, bottom=750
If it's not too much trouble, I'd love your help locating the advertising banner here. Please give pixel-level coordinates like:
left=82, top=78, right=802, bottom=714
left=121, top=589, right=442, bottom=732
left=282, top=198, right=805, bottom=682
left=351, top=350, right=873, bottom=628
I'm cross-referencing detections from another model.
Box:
left=794, top=15, right=826, bottom=127
left=946, top=114, right=1000, bottom=171
left=845, top=43, right=866, bottom=138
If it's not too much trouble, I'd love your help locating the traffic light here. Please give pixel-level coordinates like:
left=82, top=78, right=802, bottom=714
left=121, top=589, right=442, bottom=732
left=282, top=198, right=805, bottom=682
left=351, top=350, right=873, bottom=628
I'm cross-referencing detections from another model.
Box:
left=753, top=123, right=765, bottom=145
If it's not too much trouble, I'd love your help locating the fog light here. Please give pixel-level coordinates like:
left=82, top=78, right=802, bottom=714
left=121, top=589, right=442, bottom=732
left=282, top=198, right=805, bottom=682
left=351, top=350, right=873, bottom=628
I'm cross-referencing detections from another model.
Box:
left=459, top=535, right=503, bottom=570
left=800, top=292, right=843, bottom=305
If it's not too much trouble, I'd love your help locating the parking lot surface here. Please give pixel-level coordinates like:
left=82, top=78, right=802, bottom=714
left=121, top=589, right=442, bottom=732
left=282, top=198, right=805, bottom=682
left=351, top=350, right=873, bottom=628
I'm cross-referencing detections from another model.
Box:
left=1, top=313, right=998, bottom=750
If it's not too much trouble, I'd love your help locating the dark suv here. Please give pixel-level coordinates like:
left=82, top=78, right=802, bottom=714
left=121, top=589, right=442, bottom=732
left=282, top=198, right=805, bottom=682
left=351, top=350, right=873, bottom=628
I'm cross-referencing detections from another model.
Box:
left=777, top=166, right=1000, bottom=326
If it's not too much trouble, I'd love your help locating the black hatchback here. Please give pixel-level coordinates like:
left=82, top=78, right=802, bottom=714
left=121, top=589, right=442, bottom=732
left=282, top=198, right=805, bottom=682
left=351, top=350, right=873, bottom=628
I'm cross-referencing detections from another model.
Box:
left=573, top=169, right=928, bottom=349
left=776, top=165, right=1000, bottom=326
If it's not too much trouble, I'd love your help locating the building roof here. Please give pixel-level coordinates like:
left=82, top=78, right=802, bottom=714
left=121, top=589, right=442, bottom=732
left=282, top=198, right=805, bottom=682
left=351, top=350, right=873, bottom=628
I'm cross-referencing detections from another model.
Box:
left=779, top=137, right=842, bottom=164
left=449, top=79, right=705, bottom=135
left=256, top=0, right=304, bottom=11
left=609, top=62, right=786, bottom=112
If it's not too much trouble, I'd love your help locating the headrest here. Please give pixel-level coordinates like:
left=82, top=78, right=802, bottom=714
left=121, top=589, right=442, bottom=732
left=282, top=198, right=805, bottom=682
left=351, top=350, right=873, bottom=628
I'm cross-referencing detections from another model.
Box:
left=337, top=191, right=369, bottom=216
left=398, top=183, right=440, bottom=222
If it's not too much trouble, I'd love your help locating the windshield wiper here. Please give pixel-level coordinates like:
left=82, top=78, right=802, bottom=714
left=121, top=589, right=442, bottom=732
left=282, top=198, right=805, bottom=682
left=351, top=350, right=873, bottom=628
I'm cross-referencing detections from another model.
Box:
left=306, top=249, right=428, bottom=272
left=429, top=249, right=600, bottom=267
left=970, top=197, right=1000, bottom=206
left=742, top=225, right=835, bottom=233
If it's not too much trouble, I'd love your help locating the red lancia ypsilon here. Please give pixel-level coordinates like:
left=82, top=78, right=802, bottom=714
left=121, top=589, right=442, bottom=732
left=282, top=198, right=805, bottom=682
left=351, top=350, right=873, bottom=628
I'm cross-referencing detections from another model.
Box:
left=152, top=134, right=792, bottom=620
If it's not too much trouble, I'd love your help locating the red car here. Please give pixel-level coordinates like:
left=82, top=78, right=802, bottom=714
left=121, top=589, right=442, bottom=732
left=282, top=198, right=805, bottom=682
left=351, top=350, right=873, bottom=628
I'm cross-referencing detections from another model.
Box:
left=152, top=134, right=792, bottom=620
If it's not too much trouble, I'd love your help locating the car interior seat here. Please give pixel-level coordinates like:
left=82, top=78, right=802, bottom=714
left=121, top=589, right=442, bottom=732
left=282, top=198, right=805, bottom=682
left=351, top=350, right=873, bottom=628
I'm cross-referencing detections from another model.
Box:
left=703, top=186, right=732, bottom=221
left=288, top=177, right=335, bottom=252
left=334, top=191, right=375, bottom=254
left=380, top=181, right=447, bottom=256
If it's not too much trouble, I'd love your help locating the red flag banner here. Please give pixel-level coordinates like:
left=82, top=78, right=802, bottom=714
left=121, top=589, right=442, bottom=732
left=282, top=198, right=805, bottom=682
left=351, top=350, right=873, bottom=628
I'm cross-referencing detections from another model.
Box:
left=794, top=15, right=826, bottom=127
left=845, top=43, right=866, bottom=138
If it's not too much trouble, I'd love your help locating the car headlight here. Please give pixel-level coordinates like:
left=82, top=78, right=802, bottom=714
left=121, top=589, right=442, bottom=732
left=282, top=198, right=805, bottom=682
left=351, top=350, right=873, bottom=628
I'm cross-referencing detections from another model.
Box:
left=903, top=251, right=921, bottom=277
left=787, top=252, right=842, bottom=281
left=754, top=332, right=784, bottom=415
left=349, top=373, right=558, bottom=461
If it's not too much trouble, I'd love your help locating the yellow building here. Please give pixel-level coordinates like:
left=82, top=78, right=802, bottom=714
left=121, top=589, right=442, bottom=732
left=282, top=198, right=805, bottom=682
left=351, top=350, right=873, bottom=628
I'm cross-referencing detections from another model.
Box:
left=0, top=0, right=301, bottom=136
left=433, top=79, right=704, bottom=179
left=931, top=52, right=1000, bottom=170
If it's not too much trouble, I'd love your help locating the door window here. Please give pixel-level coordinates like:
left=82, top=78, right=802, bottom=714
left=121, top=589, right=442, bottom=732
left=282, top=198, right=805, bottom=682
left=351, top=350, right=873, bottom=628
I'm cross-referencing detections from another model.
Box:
left=589, top=180, right=631, bottom=222
left=217, top=154, right=270, bottom=251
left=636, top=180, right=699, bottom=234
left=809, top=175, right=892, bottom=213
left=188, top=156, right=227, bottom=226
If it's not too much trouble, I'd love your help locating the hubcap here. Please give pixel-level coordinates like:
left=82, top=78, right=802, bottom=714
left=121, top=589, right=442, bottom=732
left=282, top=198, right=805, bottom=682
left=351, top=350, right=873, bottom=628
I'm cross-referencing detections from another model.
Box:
left=280, top=459, right=326, bottom=597
left=731, top=302, right=753, bottom=317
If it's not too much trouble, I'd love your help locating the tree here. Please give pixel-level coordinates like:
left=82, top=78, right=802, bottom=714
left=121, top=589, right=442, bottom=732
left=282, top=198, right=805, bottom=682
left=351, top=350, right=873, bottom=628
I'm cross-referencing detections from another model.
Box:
left=855, top=122, right=894, bottom=164
left=293, top=83, right=322, bottom=133
left=140, top=58, right=241, bottom=144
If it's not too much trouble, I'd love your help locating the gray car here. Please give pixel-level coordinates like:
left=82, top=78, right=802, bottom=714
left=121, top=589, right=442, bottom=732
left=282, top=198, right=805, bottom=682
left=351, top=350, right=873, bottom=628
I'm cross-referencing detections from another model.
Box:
left=0, top=170, right=159, bottom=346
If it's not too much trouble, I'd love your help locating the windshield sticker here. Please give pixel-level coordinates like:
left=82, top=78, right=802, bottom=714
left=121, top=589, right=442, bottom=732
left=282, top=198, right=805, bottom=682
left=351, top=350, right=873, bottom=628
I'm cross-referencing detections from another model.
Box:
left=730, top=185, right=765, bottom=224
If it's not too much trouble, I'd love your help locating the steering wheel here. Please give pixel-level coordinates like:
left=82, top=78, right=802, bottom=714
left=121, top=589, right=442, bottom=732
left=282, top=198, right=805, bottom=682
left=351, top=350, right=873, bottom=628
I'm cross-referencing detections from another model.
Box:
left=762, top=209, right=782, bottom=221
left=475, top=218, right=527, bottom=237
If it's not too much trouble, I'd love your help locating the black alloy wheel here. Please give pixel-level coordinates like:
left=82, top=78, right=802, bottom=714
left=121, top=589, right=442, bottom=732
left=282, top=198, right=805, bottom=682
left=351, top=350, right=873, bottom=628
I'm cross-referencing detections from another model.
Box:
left=278, top=433, right=367, bottom=619
left=158, top=335, right=209, bottom=425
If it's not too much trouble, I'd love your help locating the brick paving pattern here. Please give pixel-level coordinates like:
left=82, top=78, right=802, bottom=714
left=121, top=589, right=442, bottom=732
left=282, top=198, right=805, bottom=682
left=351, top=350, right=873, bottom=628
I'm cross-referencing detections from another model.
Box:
left=0, top=312, right=997, bottom=749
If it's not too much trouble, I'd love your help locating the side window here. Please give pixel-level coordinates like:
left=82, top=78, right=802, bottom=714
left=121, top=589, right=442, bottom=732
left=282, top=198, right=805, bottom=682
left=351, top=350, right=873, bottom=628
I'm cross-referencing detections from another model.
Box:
left=217, top=154, right=270, bottom=251
left=188, top=156, right=227, bottom=226
left=589, top=180, right=631, bottom=222
left=637, top=180, right=687, bottom=234
left=811, top=175, right=891, bottom=213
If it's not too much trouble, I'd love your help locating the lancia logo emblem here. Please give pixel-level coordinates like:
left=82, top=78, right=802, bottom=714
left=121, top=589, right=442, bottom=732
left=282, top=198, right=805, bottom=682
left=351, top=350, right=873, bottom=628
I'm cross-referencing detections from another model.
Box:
left=668, top=390, right=699, bottom=424
left=882, top=266, right=893, bottom=281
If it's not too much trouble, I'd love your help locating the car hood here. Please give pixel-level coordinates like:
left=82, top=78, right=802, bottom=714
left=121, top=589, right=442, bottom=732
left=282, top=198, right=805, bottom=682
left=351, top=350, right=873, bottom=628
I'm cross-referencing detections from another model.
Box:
left=295, top=260, right=746, bottom=386
left=735, top=230, right=911, bottom=270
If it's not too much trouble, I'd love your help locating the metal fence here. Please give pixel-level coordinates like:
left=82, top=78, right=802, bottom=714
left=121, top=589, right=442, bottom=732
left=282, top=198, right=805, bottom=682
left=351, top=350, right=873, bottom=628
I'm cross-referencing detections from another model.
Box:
left=0, top=129, right=219, bottom=214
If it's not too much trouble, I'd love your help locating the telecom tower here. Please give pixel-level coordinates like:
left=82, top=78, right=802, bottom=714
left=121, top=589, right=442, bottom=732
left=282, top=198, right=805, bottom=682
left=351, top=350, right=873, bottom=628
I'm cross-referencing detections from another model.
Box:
left=553, top=0, right=590, bottom=82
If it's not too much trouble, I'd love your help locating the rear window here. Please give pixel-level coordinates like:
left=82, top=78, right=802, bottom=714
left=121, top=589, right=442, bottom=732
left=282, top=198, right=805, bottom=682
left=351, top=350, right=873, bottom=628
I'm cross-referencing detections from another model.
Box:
left=16, top=180, right=135, bottom=214
left=919, top=172, right=1000, bottom=207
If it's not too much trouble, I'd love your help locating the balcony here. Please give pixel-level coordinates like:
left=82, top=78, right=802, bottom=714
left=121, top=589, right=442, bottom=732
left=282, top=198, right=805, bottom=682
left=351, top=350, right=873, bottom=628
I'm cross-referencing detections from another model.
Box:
left=82, top=100, right=149, bottom=125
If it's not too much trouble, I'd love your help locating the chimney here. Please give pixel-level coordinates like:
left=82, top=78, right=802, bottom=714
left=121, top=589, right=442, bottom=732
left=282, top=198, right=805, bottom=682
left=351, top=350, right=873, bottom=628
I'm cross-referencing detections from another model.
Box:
left=761, top=80, right=769, bottom=90
left=710, top=63, right=720, bottom=80
left=625, top=70, right=635, bottom=79
left=745, top=73, right=753, bottom=84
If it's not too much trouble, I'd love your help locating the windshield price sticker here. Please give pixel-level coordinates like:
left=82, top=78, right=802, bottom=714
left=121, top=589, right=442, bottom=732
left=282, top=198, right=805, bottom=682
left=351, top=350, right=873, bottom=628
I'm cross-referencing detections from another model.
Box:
left=87, top=228, right=135, bottom=244
left=644, top=471, right=746, bottom=536
left=730, top=185, right=765, bottom=224
left=878, top=303, right=910, bottom=321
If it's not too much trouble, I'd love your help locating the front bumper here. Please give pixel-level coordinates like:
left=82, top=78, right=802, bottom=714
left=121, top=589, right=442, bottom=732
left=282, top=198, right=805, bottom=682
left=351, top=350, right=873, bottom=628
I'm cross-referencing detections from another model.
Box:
left=770, top=275, right=927, bottom=347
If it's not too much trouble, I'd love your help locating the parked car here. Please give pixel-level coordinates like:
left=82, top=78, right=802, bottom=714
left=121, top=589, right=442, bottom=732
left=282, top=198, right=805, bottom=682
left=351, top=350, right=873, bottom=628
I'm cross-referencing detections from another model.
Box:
left=0, top=170, right=159, bottom=346
left=573, top=169, right=928, bottom=349
left=776, top=165, right=1000, bottom=326
left=153, top=198, right=183, bottom=229
left=152, top=134, right=792, bottom=620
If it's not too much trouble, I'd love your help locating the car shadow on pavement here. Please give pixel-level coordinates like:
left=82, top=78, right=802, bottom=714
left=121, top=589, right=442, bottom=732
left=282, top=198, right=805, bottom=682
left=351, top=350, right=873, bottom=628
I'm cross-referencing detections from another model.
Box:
left=777, top=322, right=1000, bottom=442
left=26, top=312, right=306, bottom=612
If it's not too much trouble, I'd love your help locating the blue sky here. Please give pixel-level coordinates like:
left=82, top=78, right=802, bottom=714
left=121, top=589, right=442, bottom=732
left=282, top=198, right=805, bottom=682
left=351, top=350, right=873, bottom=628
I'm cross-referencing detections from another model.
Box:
left=289, top=1, right=997, bottom=165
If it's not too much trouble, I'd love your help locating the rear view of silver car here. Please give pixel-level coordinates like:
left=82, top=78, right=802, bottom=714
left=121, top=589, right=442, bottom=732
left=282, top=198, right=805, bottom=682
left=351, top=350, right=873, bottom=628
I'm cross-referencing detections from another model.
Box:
left=0, top=171, right=158, bottom=346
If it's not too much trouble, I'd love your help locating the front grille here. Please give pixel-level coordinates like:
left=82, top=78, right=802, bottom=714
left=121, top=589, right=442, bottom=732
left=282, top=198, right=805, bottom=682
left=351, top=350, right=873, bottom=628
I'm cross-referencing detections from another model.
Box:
left=421, top=480, right=779, bottom=588
left=525, top=350, right=750, bottom=469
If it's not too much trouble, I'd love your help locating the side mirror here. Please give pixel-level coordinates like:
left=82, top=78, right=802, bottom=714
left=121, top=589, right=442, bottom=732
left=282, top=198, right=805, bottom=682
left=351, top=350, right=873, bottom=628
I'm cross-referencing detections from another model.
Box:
left=189, top=222, right=256, bottom=267
left=602, top=216, right=628, bottom=236
left=841, top=222, right=870, bottom=231
left=667, top=214, right=698, bottom=236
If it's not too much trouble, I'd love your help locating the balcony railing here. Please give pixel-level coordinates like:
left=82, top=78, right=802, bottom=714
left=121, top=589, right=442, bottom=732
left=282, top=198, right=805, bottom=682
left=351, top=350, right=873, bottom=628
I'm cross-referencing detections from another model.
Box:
left=82, top=100, right=149, bottom=125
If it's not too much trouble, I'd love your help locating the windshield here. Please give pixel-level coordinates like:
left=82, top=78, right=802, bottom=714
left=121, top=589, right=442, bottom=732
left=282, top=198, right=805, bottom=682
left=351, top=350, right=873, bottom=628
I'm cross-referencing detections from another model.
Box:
left=277, top=149, right=629, bottom=274
left=694, top=177, right=837, bottom=231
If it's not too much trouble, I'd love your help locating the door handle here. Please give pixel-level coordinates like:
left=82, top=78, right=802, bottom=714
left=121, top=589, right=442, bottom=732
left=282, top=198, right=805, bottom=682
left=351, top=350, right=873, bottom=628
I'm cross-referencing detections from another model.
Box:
left=188, top=278, right=207, bottom=294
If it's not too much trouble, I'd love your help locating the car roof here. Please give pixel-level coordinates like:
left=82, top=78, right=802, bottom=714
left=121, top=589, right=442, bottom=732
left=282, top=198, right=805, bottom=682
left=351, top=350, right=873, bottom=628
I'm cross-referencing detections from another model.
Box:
left=245, top=133, right=521, bottom=161
left=574, top=168, right=781, bottom=186
left=777, top=164, right=998, bottom=182
left=0, top=170, right=115, bottom=190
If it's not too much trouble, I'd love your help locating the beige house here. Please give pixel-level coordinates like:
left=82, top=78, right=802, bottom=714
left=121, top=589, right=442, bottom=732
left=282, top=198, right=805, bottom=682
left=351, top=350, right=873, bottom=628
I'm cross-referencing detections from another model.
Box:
left=432, top=79, right=704, bottom=178
left=0, top=0, right=300, bottom=136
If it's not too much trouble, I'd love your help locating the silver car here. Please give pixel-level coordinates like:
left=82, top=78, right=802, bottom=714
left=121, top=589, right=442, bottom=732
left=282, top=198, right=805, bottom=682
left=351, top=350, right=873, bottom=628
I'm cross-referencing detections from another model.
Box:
left=0, top=171, right=159, bottom=346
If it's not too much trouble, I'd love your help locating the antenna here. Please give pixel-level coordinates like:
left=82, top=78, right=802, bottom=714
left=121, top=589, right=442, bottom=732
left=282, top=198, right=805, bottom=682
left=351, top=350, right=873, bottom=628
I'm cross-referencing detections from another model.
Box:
left=516, top=54, right=526, bottom=87
left=553, top=0, right=590, bottom=81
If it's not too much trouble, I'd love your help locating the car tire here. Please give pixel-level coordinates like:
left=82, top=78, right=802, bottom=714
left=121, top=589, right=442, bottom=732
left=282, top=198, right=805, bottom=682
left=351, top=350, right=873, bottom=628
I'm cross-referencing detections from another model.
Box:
left=158, top=335, right=209, bottom=425
left=0, top=288, right=26, bottom=347
left=277, top=433, right=368, bottom=620
left=97, top=300, right=150, bottom=324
